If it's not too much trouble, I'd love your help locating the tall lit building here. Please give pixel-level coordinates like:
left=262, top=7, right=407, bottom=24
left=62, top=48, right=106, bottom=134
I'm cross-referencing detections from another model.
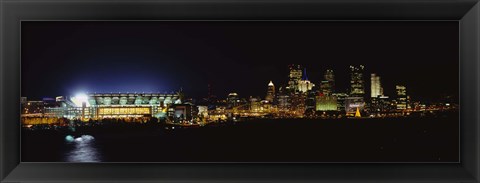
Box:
left=298, top=68, right=314, bottom=93
left=290, top=93, right=306, bottom=114
left=277, top=95, right=290, bottom=111
left=332, top=93, right=348, bottom=111
left=371, top=95, right=391, bottom=112
left=298, top=80, right=314, bottom=93
left=227, top=93, right=240, bottom=108
left=320, top=69, right=335, bottom=95
left=276, top=86, right=291, bottom=111
left=349, top=65, right=365, bottom=97
left=396, top=85, right=407, bottom=110
left=406, top=96, right=412, bottom=109
left=249, top=96, right=261, bottom=112
left=287, top=64, right=303, bottom=93
left=260, top=100, right=274, bottom=113
left=265, top=81, right=275, bottom=103
left=370, top=73, right=383, bottom=98
left=305, top=89, right=317, bottom=112
left=320, top=81, right=330, bottom=95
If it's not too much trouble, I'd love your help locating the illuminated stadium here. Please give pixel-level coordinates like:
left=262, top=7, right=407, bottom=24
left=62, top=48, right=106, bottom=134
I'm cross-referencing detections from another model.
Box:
left=45, top=92, right=182, bottom=120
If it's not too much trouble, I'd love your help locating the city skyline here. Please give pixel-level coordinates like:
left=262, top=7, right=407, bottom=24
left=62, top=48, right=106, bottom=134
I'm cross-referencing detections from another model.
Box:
left=22, top=21, right=458, bottom=102
left=22, top=63, right=457, bottom=106
left=21, top=63, right=457, bottom=121
left=20, top=21, right=460, bottom=163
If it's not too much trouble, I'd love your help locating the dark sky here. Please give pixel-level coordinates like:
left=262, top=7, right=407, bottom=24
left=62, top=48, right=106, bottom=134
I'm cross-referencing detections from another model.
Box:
left=22, top=21, right=459, bottom=102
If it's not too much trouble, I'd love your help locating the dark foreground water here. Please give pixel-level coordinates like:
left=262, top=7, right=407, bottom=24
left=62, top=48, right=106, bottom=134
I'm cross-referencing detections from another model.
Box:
left=22, top=116, right=459, bottom=162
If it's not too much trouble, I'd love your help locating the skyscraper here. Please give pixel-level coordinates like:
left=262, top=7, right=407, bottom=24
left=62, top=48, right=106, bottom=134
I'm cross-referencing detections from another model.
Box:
left=287, top=64, right=303, bottom=93
left=370, top=73, right=383, bottom=98
left=265, top=81, right=275, bottom=103
left=305, top=89, right=317, bottom=112
left=371, top=95, right=391, bottom=112
left=276, top=86, right=291, bottom=111
left=325, top=69, right=335, bottom=93
left=396, top=85, right=407, bottom=110
left=350, top=65, right=365, bottom=97
left=320, top=80, right=330, bottom=95
left=298, top=68, right=314, bottom=93
left=277, top=95, right=290, bottom=111
left=249, top=96, right=261, bottom=112
left=227, top=93, right=240, bottom=108
left=332, top=93, right=348, bottom=112
left=320, top=69, right=335, bottom=95
left=290, top=93, right=306, bottom=115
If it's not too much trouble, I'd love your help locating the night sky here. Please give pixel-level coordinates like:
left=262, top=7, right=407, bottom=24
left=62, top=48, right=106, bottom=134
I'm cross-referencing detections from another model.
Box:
left=21, top=21, right=459, bottom=102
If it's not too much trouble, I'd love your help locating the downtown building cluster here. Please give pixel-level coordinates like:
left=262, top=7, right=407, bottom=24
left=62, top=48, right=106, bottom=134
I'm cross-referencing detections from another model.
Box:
left=184, top=64, right=456, bottom=122
left=220, top=64, right=415, bottom=118
left=276, top=64, right=408, bottom=117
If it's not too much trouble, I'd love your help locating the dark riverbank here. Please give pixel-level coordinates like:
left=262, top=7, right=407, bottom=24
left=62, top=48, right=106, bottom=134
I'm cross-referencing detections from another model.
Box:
left=22, top=115, right=459, bottom=162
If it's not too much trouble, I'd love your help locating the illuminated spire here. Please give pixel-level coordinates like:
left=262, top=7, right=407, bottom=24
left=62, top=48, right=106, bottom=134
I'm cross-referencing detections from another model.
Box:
left=266, top=81, right=275, bottom=102
left=268, top=80, right=274, bottom=86
left=302, top=68, right=308, bottom=81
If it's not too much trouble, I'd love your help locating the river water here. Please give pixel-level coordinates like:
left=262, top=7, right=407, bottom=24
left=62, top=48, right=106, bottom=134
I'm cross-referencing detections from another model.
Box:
left=21, top=116, right=459, bottom=162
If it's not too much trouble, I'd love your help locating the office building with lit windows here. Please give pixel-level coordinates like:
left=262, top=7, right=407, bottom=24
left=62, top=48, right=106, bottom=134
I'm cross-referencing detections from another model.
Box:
left=276, top=94, right=290, bottom=111
left=249, top=97, right=261, bottom=112
left=22, top=100, right=46, bottom=116
left=287, top=64, right=303, bottom=93
left=370, top=73, right=383, bottom=98
left=324, top=70, right=335, bottom=89
left=349, top=65, right=365, bottom=97
left=227, top=93, right=240, bottom=108
left=305, top=90, right=317, bottom=112
left=320, top=69, right=335, bottom=95
left=276, top=86, right=291, bottom=111
left=371, top=95, right=392, bottom=112
left=396, top=85, right=407, bottom=110
left=265, top=81, right=275, bottom=103
left=332, top=93, right=348, bottom=112
left=290, top=93, right=306, bottom=114
left=319, top=80, right=331, bottom=95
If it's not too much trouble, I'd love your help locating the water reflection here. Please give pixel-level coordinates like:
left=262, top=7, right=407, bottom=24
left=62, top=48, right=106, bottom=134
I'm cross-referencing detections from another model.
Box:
left=64, top=135, right=101, bottom=162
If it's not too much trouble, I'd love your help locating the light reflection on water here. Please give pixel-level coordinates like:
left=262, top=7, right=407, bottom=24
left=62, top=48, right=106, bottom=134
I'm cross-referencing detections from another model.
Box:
left=64, top=135, right=101, bottom=162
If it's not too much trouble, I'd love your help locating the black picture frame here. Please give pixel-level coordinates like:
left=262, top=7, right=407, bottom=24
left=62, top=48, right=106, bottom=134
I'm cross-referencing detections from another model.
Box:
left=1, top=0, right=479, bottom=182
